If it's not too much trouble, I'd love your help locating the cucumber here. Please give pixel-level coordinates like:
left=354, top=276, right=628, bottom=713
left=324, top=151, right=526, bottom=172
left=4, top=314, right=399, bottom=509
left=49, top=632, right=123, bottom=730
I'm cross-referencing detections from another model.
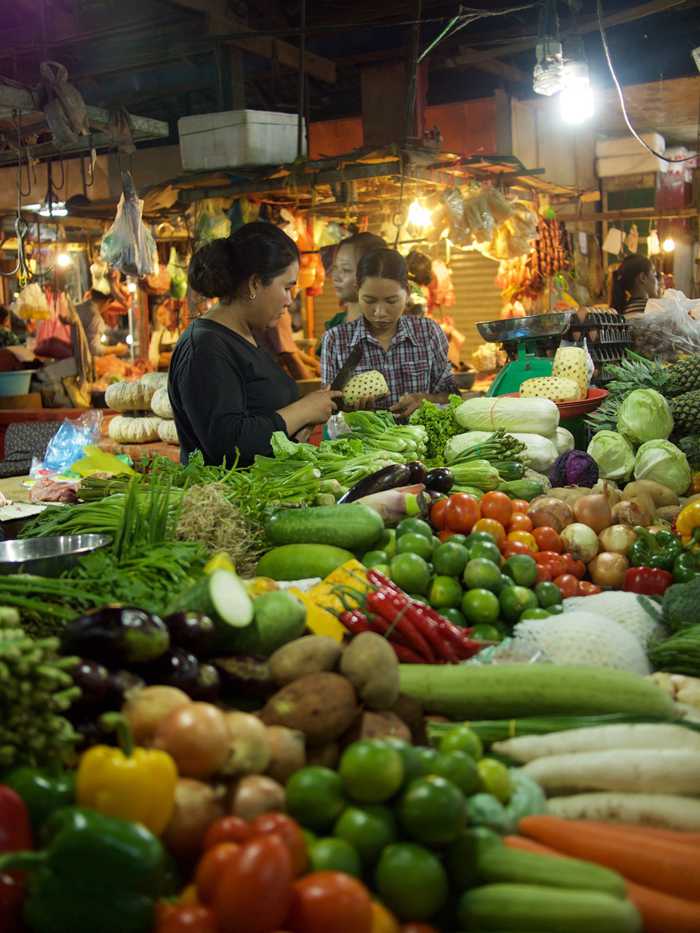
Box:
left=265, top=504, right=383, bottom=551
left=256, top=544, right=354, bottom=581
left=173, top=570, right=254, bottom=653
left=398, top=664, right=676, bottom=720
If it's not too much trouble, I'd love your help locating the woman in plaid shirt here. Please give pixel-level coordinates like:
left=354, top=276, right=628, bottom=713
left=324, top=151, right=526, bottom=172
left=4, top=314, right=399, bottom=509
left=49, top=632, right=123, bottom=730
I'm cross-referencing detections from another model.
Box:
left=320, top=248, right=459, bottom=419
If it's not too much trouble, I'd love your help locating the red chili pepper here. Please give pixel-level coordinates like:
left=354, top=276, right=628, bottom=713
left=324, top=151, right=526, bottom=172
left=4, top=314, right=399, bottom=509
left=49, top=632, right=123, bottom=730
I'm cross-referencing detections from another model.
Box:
left=365, top=590, right=434, bottom=661
left=0, top=872, right=24, bottom=933
left=366, top=569, right=401, bottom=593
left=412, top=602, right=467, bottom=651
left=623, top=566, right=674, bottom=596
left=339, top=609, right=372, bottom=635
left=0, top=787, right=31, bottom=933
left=461, top=638, right=493, bottom=658
left=390, top=643, right=425, bottom=663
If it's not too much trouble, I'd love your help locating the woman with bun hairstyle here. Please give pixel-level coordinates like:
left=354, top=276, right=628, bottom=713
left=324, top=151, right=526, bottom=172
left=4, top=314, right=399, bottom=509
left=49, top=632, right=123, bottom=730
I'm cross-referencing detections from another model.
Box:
left=321, top=248, right=458, bottom=419
left=169, top=222, right=341, bottom=466
left=611, top=254, right=659, bottom=318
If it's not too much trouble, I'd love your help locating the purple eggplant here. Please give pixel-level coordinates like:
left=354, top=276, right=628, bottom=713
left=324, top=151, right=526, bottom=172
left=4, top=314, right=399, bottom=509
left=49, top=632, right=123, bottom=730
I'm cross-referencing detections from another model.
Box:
left=190, top=663, right=222, bottom=702
left=62, top=607, right=169, bottom=668
left=425, top=467, right=454, bottom=494
left=141, top=648, right=202, bottom=696
left=165, top=611, right=216, bottom=657
left=338, top=463, right=413, bottom=503
left=405, top=461, right=428, bottom=485
left=214, top=655, right=275, bottom=700
left=68, top=659, right=113, bottom=710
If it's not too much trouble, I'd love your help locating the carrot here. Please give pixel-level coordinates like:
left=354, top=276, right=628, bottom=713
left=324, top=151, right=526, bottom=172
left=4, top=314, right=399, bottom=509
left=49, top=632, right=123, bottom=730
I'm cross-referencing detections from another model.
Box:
left=519, top=815, right=700, bottom=901
left=504, top=835, right=561, bottom=857
left=582, top=821, right=700, bottom=848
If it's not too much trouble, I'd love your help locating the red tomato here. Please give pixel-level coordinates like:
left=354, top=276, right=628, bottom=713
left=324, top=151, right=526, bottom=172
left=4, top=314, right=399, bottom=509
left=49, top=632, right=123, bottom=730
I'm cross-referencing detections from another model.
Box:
left=287, top=872, right=373, bottom=933
left=248, top=813, right=308, bottom=877
left=508, top=513, right=533, bottom=532
left=554, top=574, right=580, bottom=598
left=480, top=491, right=513, bottom=527
left=507, top=530, right=538, bottom=552
left=213, top=835, right=293, bottom=933
left=510, top=499, right=530, bottom=514
left=196, top=843, right=241, bottom=904
left=532, top=527, right=563, bottom=553
left=429, top=499, right=448, bottom=531
left=437, top=529, right=458, bottom=542
left=534, top=551, right=568, bottom=578
left=577, top=580, right=603, bottom=596
left=563, top=554, right=586, bottom=579
left=155, top=904, right=219, bottom=933
left=446, top=494, right=481, bottom=534
left=535, top=563, right=553, bottom=583
left=501, top=540, right=534, bottom=558
left=473, top=517, right=505, bottom=545
left=203, top=816, right=250, bottom=851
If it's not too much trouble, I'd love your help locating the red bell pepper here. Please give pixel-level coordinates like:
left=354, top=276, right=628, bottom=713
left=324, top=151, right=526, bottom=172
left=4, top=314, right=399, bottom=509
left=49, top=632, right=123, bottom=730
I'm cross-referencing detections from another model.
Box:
left=624, top=566, right=674, bottom=596
left=0, top=785, right=32, bottom=933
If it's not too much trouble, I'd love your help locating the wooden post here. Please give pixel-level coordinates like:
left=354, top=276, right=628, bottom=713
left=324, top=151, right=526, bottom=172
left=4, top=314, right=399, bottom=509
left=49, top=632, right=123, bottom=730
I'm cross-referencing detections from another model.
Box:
left=305, top=291, right=314, bottom=340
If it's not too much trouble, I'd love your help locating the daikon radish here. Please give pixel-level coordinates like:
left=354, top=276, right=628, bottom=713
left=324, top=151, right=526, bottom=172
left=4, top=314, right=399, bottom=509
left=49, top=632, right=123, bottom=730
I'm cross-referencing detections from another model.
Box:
left=546, top=793, right=700, bottom=831
left=522, top=749, right=700, bottom=795
left=494, top=723, right=700, bottom=763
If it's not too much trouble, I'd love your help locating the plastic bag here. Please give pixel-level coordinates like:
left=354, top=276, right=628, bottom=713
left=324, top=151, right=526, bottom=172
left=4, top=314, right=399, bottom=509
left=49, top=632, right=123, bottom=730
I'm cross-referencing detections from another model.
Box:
left=30, top=410, right=103, bottom=479
left=16, top=283, right=50, bottom=321
left=630, top=289, right=700, bottom=359
left=101, top=192, right=158, bottom=277
left=167, top=247, right=188, bottom=300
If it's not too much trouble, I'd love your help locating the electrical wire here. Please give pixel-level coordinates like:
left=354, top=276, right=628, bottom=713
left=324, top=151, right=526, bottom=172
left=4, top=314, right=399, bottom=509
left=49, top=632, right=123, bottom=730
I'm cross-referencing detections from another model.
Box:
left=419, top=2, right=536, bottom=62
left=596, top=0, right=696, bottom=163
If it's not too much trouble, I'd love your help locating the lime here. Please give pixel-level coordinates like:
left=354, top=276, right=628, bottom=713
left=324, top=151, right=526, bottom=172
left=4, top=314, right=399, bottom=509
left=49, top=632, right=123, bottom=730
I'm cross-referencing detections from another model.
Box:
left=309, top=837, right=362, bottom=876
left=286, top=766, right=345, bottom=831
left=433, top=541, right=469, bottom=578
left=446, top=533, right=468, bottom=546
left=431, top=750, right=481, bottom=795
left=333, top=804, right=397, bottom=866
left=372, top=563, right=391, bottom=578
left=500, top=573, right=515, bottom=589
left=408, top=593, right=430, bottom=605
left=447, top=828, right=498, bottom=890
left=467, top=539, right=502, bottom=566
left=375, top=843, right=449, bottom=921
left=547, top=603, right=565, bottom=614
left=535, top=580, right=563, bottom=608
left=461, top=588, right=500, bottom=625
left=477, top=758, right=512, bottom=803
left=466, top=531, right=498, bottom=547
left=397, top=532, right=434, bottom=562
left=362, top=549, right=389, bottom=568
left=413, top=746, right=439, bottom=777
left=339, top=740, right=404, bottom=803
left=302, top=829, right=317, bottom=849
left=379, top=528, right=397, bottom=558
left=438, top=725, right=483, bottom=761
left=389, top=553, right=431, bottom=595
left=396, top=518, right=433, bottom=540
left=432, top=535, right=442, bottom=551
left=471, top=623, right=503, bottom=641
left=429, top=575, right=463, bottom=609
left=499, top=585, right=538, bottom=623
left=442, top=607, right=468, bottom=628
left=503, top=554, right=538, bottom=587
left=382, top=738, right=425, bottom=786
left=519, top=607, right=553, bottom=621
left=397, top=775, right=466, bottom=845
left=463, top=557, right=503, bottom=593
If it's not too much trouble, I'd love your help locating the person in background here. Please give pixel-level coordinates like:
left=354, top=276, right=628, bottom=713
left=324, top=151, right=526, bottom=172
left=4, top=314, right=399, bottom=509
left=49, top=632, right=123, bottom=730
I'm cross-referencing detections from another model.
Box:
left=149, top=300, right=182, bottom=369
left=76, top=289, right=128, bottom=358
left=321, top=248, right=458, bottom=419
left=611, top=254, right=659, bottom=318
left=169, top=221, right=341, bottom=467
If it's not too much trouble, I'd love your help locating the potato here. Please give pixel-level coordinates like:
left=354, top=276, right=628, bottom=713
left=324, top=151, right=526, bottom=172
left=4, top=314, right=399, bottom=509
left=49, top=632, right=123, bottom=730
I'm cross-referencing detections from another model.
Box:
left=343, top=711, right=412, bottom=744
left=340, top=632, right=400, bottom=710
left=624, top=480, right=679, bottom=508
left=269, top=636, right=343, bottom=686
left=230, top=775, right=285, bottom=821
left=260, top=672, right=358, bottom=744
left=547, top=487, right=590, bottom=506
left=656, top=505, right=683, bottom=524
left=265, top=726, right=306, bottom=783
left=391, top=694, right=427, bottom=744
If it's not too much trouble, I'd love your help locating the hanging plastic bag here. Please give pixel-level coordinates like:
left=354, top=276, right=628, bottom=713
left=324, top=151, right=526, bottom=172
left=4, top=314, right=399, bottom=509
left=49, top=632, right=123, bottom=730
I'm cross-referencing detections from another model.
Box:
left=16, top=283, right=50, bottom=321
left=30, top=410, right=103, bottom=479
left=101, top=183, right=158, bottom=277
left=167, top=247, right=188, bottom=300
left=34, top=290, right=73, bottom=358
left=630, top=289, right=700, bottom=359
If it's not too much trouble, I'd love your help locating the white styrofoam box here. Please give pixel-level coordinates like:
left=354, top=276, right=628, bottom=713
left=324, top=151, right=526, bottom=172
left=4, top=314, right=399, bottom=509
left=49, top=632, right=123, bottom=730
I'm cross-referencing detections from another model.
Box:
left=178, top=109, right=305, bottom=171
left=595, top=133, right=665, bottom=159
left=596, top=152, right=669, bottom=178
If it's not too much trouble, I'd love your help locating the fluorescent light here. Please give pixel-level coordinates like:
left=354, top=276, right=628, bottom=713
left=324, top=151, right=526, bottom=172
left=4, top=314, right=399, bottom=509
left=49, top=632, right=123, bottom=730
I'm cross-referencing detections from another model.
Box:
left=407, top=200, right=432, bottom=230
left=56, top=252, right=72, bottom=269
left=662, top=237, right=676, bottom=253
left=125, top=334, right=133, bottom=345
left=39, top=201, right=68, bottom=218
left=127, top=280, right=138, bottom=294
left=560, top=61, right=594, bottom=124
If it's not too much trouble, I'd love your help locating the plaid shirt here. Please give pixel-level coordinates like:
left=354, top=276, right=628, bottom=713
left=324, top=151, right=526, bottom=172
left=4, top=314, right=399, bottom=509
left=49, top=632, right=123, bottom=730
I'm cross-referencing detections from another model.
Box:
left=321, top=315, right=458, bottom=407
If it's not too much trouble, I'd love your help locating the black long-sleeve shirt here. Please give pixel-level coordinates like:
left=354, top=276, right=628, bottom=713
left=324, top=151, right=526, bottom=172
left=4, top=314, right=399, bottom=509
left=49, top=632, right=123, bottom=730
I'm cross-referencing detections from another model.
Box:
left=168, top=318, right=299, bottom=467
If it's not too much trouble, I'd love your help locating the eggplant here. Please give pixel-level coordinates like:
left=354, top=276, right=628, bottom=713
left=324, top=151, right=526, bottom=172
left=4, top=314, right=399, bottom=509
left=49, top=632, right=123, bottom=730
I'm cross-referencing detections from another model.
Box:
left=164, top=611, right=216, bottom=658
left=62, top=607, right=169, bottom=668
left=190, top=663, right=221, bottom=703
left=425, top=467, right=454, bottom=494
left=338, top=463, right=413, bottom=504
left=68, top=659, right=113, bottom=709
left=405, top=461, right=428, bottom=485
left=214, top=655, right=275, bottom=701
left=108, top=669, right=145, bottom=705
left=140, top=648, right=203, bottom=696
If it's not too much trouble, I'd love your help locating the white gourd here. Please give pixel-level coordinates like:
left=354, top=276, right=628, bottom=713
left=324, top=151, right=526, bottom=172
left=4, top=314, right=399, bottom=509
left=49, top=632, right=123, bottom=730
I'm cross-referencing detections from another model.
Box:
left=108, top=415, right=162, bottom=444
left=455, top=396, right=560, bottom=436
left=158, top=419, right=179, bottom=445
left=140, top=372, right=168, bottom=392
left=151, top=388, right=174, bottom=419
left=105, top=380, right=154, bottom=412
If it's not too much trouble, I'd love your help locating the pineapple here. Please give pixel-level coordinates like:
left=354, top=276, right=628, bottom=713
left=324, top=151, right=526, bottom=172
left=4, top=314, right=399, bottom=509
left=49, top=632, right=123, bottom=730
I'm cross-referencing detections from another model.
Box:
left=665, top=356, right=700, bottom=397
left=552, top=347, right=589, bottom=400
left=343, top=370, right=389, bottom=406
left=520, top=376, right=580, bottom=402
left=669, top=390, right=700, bottom=436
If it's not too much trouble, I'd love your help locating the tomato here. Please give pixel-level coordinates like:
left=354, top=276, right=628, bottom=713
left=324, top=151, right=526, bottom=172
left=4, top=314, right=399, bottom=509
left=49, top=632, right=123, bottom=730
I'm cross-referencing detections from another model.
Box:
left=564, top=554, right=586, bottom=579
left=429, top=499, right=448, bottom=531
left=249, top=813, right=308, bottom=876
left=510, top=499, right=530, bottom=514
left=577, top=580, right=603, bottom=596
left=196, top=842, right=240, bottom=904
left=535, top=563, right=553, bottom=583
left=480, top=491, right=513, bottom=527
left=213, top=835, right=293, bottom=933
left=553, top=573, right=580, bottom=598
left=371, top=901, right=401, bottom=933
left=507, top=530, right=538, bottom=552
left=287, top=872, right=373, bottom=933
left=473, top=517, right=505, bottom=545
left=155, top=904, right=219, bottom=933
left=203, top=816, right=250, bottom=851
left=535, top=551, right=568, bottom=578
left=446, top=494, right=481, bottom=534
left=508, top=512, right=533, bottom=532
left=532, top=526, right=563, bottom=553
left=501, top=540, right=535, bottom=558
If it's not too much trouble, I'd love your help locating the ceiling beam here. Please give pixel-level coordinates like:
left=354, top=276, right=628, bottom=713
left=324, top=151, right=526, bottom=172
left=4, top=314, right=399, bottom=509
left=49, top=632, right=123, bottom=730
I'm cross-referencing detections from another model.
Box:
left=447, top=47, right=528, bottom=82
left=166, top=0, right=336, bottom=83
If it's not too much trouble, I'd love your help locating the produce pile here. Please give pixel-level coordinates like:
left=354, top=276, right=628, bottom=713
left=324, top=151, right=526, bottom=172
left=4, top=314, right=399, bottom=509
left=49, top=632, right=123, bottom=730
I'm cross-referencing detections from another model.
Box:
left=4, top=386, right=700, bottom=932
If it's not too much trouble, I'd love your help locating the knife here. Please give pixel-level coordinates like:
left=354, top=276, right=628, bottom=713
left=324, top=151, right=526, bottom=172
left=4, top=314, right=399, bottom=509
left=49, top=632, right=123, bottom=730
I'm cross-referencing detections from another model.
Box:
left=330, top=343, right=364, bottom=391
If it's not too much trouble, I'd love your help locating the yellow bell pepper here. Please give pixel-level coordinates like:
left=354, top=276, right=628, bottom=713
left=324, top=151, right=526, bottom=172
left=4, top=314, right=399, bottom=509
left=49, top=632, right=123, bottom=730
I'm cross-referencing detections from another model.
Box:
left=76, top=713, right=177, bottom=836
left=676, top=500, right=700, bottom=543
left=290, top=560, right=373, bottom=642
left=204, top=551, right=236, bottom=575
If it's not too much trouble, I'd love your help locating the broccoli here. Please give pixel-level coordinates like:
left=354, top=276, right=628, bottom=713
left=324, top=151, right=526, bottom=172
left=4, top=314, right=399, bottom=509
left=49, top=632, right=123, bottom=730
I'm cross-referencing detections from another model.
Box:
left=662, top=576, right=700, bottom=632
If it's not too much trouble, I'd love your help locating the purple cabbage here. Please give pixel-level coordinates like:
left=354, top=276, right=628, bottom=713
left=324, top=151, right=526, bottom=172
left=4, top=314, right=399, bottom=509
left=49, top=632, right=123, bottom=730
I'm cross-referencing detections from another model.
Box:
left=548, top=450, right=599, bottom=488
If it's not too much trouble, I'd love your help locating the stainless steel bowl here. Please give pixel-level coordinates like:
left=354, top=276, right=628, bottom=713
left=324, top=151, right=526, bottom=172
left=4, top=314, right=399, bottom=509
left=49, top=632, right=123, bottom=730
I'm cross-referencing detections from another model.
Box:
left=0, top=534, right=112, bottom=577
left=477, top=312, right=575, bottom=343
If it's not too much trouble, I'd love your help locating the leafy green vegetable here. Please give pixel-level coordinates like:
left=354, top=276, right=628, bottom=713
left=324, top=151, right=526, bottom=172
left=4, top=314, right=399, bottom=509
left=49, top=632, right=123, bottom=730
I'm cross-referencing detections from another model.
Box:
left=587, top=430, right=636, bottom=482
left=633, top=439, right=691, bottom=495
left=408, top=396, right=463, bottom=459
left=617, top=389, right=673, bottom=445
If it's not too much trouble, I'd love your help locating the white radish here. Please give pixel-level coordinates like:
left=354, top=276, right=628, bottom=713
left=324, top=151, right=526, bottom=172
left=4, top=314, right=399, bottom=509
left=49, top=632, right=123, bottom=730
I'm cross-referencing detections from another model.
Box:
left=493, top=723, right=700, bottom=763
left=523, top=749, right=700, bottom=795
left=547, top=793, right=700, bottom=831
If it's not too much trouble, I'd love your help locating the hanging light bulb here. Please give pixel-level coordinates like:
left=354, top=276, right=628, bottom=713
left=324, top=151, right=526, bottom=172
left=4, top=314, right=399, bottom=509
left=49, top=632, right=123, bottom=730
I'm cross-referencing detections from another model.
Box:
left=407, top=200, right=432, bottom=230
left=662, top=237, right=676, bottom=253
left=56, top=252, right=72, bottom=269
left=127, top=279, right=138, bottom=294
left=559, top=60, right=594, bottom=124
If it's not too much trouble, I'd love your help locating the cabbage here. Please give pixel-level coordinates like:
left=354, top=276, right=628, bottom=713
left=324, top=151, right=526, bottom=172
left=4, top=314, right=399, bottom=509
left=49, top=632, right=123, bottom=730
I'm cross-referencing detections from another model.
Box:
left=587, top=430, right=636, bottom=481
left=455, top=397, right=559, bottom=437
left=553, top=427, right=575, bottom=455
left=616, top=389, right=673, bottom=446
left=633, top=439, right=691, bottom=495
left=446, top=431, right=558, bottom=473
left=549, top=450, right=599, bottom=487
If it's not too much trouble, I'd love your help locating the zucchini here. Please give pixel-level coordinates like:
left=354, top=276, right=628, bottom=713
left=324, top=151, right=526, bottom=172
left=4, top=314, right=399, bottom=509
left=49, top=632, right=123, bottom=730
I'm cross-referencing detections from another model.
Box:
left=458, top=884, right=642, bottom=933
left=399, top=664, right=675, bottom=720
left=265, top=504, right=383, bottom=551
left=256, top=544, right=354, bottom=581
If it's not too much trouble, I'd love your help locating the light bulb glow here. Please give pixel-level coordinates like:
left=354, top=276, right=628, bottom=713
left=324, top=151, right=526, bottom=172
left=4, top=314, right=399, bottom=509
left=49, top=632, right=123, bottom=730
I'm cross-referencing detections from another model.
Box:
left=38, top=201, right=68, bottom=218
left=662, top=237, right=675, bottom=253
left=56, top=252, right=72, bottom=269
left=125, top=334, right=133, bottom=346
left=559, top=60, right=594, bottom=124
left=407, top=200, right=432, bottom=230
left=127, top=281, right=138, bottom=294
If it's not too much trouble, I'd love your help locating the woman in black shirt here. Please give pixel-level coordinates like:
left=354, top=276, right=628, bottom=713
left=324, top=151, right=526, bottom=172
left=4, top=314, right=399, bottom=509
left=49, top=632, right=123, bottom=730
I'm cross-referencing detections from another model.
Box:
left=169, top=222, right=340, bottom=466
left=611, top=254, right=659, bottom=319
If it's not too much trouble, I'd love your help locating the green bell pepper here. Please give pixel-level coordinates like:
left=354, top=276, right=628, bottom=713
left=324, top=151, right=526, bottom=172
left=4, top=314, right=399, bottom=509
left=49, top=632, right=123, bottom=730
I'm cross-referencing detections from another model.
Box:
left=0, top=807, right=165, bottom=933
left=629, top=526, right=683, bottom=571
left=673, top=550, right=700, bottom=583
left=2, top=768, right=74, bottom=834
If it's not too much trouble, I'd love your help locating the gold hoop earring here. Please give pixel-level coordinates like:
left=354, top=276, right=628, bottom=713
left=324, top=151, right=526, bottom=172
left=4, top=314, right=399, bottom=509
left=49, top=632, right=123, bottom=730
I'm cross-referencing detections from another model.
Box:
left=249, top=292, right=256, bottom=301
